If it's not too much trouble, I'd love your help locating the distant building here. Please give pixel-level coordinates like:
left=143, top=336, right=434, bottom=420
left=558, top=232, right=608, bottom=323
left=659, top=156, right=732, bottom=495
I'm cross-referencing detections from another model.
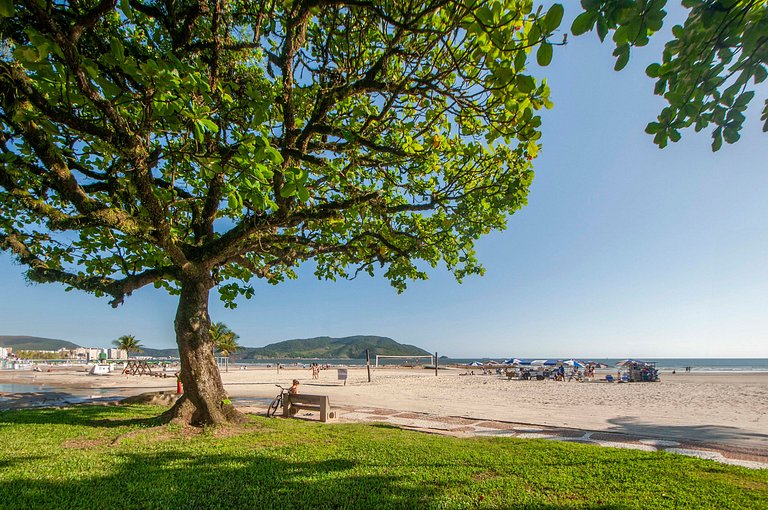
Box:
left=67, top=347, right=103, bottom=361
left=108, top=348, right=128, bottom=360
left=0, top=347, right=9, bottom=359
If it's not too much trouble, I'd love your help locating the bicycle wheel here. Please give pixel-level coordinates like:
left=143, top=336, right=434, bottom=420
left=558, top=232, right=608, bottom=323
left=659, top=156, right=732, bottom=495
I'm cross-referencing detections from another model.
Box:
left=267, top=395, right=281, bottom=417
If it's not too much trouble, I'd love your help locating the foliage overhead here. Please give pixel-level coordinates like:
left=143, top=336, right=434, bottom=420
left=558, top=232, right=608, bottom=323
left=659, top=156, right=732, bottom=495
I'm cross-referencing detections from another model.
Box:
left=0, top=0, right=568, bottom=311
left=572, top=0, right=768, bottom=151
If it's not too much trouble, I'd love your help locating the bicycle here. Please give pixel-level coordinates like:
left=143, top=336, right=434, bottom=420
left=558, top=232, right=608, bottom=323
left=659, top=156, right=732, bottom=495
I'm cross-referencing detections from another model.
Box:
left=266, top=384, right=288, bottom=417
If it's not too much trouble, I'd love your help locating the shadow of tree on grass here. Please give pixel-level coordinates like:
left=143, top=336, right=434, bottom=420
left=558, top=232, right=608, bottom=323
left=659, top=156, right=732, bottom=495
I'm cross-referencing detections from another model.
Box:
left=1, top=406, right=764, bottom=510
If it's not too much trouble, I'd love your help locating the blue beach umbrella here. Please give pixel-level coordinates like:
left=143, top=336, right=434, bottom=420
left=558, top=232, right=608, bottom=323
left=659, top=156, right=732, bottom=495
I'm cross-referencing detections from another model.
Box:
left=530, top=359, right=558, bottom=366
left=563, top=359, right=586, bottom=368
left=468, top=361, right=484, bottom=367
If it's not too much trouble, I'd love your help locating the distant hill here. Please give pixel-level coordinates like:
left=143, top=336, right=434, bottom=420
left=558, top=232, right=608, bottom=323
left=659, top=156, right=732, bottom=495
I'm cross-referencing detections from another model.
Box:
left=240, top=335, right=430, bottom=359
left=140, top=347, right=180, bottom=358
left=1, top=334, right=430, bottom=360
left=0, top=336, right=81, bottom=351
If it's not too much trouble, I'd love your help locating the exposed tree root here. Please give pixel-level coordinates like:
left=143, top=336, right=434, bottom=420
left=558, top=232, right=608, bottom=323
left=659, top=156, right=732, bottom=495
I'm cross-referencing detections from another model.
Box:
left=160, top=395, right=246, bottom=426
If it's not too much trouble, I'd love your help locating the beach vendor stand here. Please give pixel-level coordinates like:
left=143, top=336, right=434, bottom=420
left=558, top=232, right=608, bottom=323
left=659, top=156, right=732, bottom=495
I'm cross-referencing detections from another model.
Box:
left=617, top=360, right=659, bottom=382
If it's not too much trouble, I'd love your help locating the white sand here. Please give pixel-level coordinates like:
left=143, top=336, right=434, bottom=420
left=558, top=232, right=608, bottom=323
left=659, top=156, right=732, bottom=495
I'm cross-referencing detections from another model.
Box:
left=2, top=366, right=767, bottom=448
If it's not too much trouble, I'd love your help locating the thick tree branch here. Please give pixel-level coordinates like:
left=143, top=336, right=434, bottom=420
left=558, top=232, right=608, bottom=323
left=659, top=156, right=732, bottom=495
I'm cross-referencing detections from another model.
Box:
left=0, top=230, right=174, bottom=307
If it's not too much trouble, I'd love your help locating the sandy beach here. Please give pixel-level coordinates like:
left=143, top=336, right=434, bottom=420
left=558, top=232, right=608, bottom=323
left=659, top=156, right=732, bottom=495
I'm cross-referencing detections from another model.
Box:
left=2, top=365, right=766, bottom=453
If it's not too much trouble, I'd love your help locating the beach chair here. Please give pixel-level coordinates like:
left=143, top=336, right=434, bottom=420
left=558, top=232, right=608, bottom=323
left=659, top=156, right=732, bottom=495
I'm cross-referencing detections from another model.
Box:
left=605, top=375, right=614, bottom=382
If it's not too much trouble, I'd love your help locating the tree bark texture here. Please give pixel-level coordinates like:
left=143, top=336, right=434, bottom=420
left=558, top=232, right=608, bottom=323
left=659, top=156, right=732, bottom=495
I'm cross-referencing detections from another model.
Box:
left=162, top=275, right=244, bottom=425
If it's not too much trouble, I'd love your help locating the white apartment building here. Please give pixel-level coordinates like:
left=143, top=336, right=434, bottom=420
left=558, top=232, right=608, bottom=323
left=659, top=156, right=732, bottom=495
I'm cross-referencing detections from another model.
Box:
left=108, top=348, right=128, bottom=360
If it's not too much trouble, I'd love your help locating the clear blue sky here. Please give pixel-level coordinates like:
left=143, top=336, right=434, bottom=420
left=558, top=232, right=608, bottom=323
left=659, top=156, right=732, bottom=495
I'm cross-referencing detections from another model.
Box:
left=1, top=4, right=766, bottom=358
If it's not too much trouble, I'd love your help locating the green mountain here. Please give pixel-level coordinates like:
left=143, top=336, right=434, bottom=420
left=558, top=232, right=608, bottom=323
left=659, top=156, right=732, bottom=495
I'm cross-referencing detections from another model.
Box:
left=240, top=335, right=430, bottom=359
left=139, top=347, right=180, bottom=358
left=0, top=336, right=81, bottom=351
left=1, top=335, right=431, bottom=360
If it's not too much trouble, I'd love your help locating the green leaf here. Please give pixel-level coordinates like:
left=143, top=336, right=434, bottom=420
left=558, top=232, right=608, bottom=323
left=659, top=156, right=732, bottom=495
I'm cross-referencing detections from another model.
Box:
left=199, top=119, right=219, bottom=133
left=297, top=185, right=310, bottom=202
left=110, top=38, right=125, bottom=62
left=544, top=4, right=564, bottom=32
left=514, top=50, right=526, bottom=72
left=280, top=182, right=297, bottom=198
left=711, top=128, right=723, bottom=151
left=754, top=65, right=768, bottom=84
left=571, top=12, right=596, bottom=36
left=734, top=91, right=755, bottom=109
left=528, top=23, right=541, bottom=44
left=596, top=17, right=609, bottom=42
left=0, top=0, right=14, bottom=18
left=477, top=5, right=493, bottom=25
left=723, top=126, right=740, bottom=144
left=536, top=42, right=553, bottom=67
left=13, top=47, right=41, bottom=63
left=645, top=63, right=661, bottom=78
left=120, top=0, right=133, bottom=17
left=645, top=122, right=660, bottom=134
left=515, top=75, right=536, bottom=94
left=613, top=44, right=629, bottom=71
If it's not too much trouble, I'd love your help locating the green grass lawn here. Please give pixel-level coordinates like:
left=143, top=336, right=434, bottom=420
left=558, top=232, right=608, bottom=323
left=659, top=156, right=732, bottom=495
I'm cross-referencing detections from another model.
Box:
left=0, top=405, right=766, bottom=509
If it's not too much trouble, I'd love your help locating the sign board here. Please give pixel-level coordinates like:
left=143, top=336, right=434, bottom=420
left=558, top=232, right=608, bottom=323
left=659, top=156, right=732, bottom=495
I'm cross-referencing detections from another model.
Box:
left=337, top=368, right=348, bottom=381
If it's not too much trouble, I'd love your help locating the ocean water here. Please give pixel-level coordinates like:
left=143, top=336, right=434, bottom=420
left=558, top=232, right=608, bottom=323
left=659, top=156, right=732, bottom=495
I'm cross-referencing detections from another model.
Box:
left=239, top=358, right=768, bottom=372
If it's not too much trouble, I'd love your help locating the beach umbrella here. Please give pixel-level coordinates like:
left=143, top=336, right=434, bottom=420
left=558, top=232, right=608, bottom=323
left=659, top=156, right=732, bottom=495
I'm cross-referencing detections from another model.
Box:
left=617, top=359, right=649, bottom=367
left=530, top=359, right=558, bottom=366
left=563, top=359, right=586, bottom=368
left=468, top=361, right=484, bottom=367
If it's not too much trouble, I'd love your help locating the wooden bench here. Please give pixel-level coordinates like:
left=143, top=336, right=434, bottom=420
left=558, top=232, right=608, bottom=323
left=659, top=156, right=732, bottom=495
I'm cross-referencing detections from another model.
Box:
left=282, top=394, right=335, bottom=422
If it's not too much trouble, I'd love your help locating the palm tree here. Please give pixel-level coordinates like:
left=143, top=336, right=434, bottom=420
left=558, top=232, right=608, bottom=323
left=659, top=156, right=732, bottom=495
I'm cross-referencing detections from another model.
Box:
left=210, top=322, right=240, bottom=371
left=112, top=334, right=143, bottom=356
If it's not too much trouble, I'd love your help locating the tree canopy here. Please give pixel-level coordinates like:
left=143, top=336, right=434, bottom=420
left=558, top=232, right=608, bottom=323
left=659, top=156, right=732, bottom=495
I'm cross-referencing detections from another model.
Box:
left=0, top=0, right=564, bottom=309
left=573, top=0, right=768, bottom=151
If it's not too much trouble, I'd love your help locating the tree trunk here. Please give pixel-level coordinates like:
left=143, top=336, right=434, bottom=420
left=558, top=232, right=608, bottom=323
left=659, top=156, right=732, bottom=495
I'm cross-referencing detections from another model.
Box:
left=162, top=274, right=244, bottom=426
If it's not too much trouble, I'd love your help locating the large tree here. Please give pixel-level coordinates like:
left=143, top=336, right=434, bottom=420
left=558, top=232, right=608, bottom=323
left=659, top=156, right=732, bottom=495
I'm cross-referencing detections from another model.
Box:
left=0, top=1, right=564, bottom=424
left=573, top=0, right=768, bottom=151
